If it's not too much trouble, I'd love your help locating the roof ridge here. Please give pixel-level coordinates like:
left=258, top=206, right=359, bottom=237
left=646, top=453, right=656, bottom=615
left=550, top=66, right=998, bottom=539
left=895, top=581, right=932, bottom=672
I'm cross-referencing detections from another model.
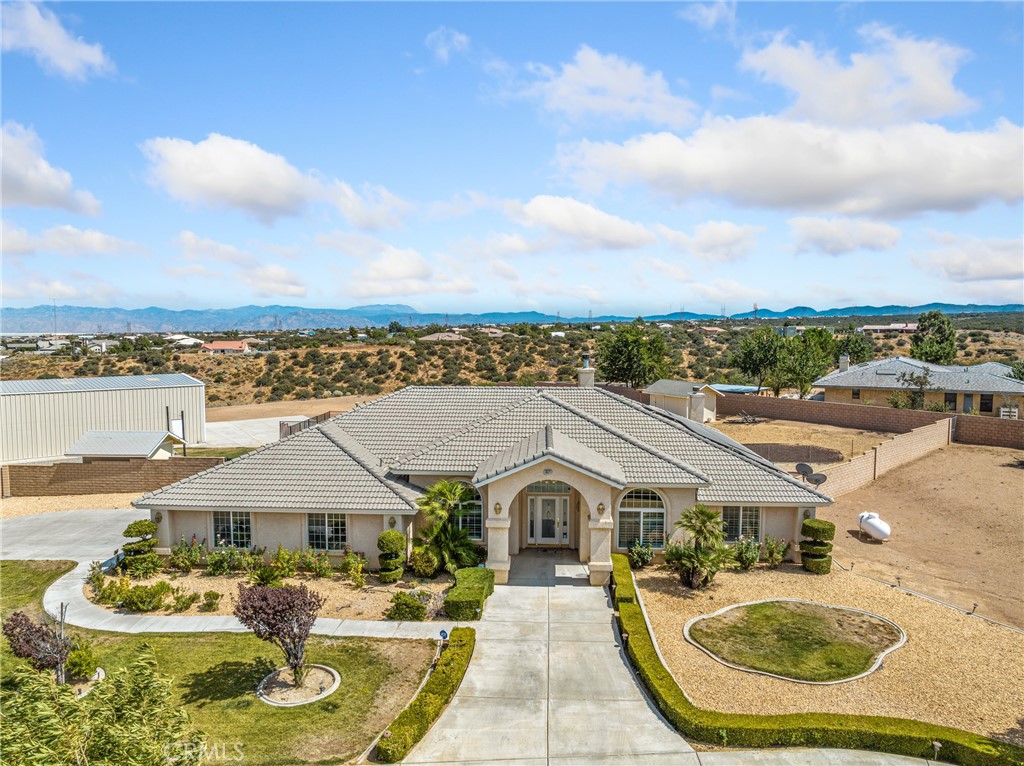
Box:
left=538, top=391, right=710, bottom=485
left=610, top=392, right=833, bottom=503
left=316, top=424, right=419, bottom=510
left=390, top=391, right=543, bottom=466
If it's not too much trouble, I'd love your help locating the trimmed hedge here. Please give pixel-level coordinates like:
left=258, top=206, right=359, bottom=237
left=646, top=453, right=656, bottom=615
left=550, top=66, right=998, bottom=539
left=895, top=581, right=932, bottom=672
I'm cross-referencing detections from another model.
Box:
left=799, top=540, right=834, bottom=556
left=612, top=552, right=637, bottom=604
left=801, top=518, right=836, bottom=542
left=802, top=554, right=833, bottom=575
left=610, top=554, right=1023, bottom=766
left=443, top=568, right=495, bottom=621
left=375, top=627, right=476, bottom=763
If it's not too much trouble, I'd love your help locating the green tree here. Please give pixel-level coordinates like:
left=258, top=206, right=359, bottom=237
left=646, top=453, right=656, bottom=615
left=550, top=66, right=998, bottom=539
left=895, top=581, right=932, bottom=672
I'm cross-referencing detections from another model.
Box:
left=415, top=480, right=479, bottom=574
left=779, top=334, right=831, bottom=398
left=596, top=319, right=668, bottom=388
left=733, top=326, right=784, bottom=391
left=0, top=650, right=204, bottom=766
left=910, top=310, right=957, bottom=365
left=893, top=369, right=936, bottom=410
left=1009, top=360, right=1024, bottom=381
left=835, top=324, right=873, bottom=364
left=387, top=320, right=404, bottom=334
left=666, top=503, right=734, bottom=589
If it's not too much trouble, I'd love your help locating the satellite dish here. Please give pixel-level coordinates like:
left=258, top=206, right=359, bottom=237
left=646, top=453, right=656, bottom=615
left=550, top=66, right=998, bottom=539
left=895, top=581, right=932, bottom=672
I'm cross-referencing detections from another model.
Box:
left=796, top=463, right=813, bottom=477
left=807, top=473, right=828, bottom=487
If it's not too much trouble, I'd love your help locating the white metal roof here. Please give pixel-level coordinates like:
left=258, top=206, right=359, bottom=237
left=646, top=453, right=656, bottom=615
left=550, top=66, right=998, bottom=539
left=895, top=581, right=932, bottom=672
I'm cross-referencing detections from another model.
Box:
left=66, top=430, right=184, bottom=458
left=0, top=373, right=203, bottom=395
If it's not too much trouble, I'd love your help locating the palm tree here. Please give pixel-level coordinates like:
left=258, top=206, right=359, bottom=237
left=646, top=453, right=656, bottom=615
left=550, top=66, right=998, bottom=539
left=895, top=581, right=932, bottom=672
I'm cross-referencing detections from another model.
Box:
left=415, top=480, right=480, bottom=574
left=668, top=503, right=733, bottom=589
left=674, top=503, right=726, bottom=552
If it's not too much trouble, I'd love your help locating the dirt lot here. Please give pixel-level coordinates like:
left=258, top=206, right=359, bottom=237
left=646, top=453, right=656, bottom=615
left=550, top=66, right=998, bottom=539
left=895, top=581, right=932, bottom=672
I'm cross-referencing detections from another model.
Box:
left=710, top=417, right=895, bottom=470
left=819, top=443, right=1024, bottom=628
left=205, top=394, right=376, bottom=422
left=636, top=565, right=1024, bottom=745
left=0, top=492, right=140, bottom=519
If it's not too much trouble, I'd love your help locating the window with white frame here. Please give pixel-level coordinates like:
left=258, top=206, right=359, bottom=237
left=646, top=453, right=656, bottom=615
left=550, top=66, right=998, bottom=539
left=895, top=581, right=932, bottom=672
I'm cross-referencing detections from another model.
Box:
left=212, top=511, right=251, bottom=549
left=307, top=513, right=347, bottom=551
left=456, top=486, right=483, bottom=540
left=617, top=489, right=665, bottom=549
left=721, top=506, right=760, bottom=542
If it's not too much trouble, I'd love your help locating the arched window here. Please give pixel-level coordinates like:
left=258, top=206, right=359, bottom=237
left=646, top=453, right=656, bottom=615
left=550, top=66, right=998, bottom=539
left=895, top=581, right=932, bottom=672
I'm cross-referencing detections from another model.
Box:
left=456, top=485, right=483, bottom=541
left=617, top=489, right=665, bottom=549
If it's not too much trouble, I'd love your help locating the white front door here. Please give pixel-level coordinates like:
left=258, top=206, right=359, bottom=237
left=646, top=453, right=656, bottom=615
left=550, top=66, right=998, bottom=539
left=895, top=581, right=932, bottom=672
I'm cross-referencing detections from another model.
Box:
left=529, top=495, right=569, bottom=545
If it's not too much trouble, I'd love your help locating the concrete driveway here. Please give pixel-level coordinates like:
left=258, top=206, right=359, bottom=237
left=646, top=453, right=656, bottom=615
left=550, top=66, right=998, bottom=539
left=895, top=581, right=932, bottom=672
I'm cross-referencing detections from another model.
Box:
left=199, top=417, right=305, bottom=448
left=0, top=508, right=146, bottom=562
left=404, top=549, right=697, bottom=766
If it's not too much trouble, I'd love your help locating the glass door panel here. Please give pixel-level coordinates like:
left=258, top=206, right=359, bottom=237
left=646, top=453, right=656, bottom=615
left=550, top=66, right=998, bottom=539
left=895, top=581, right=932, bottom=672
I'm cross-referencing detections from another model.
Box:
left=541, top=497, right=557, bottom=541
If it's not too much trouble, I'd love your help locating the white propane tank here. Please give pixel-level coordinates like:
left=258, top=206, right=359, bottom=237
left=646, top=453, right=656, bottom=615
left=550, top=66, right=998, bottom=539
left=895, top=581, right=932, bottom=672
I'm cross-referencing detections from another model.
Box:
left=858, top=512, right=891, bottom=541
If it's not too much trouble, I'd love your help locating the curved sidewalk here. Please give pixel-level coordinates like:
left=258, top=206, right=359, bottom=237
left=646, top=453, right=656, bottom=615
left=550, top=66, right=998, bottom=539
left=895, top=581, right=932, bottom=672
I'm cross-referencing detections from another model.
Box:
left=44, top=561, right=459, bottom=639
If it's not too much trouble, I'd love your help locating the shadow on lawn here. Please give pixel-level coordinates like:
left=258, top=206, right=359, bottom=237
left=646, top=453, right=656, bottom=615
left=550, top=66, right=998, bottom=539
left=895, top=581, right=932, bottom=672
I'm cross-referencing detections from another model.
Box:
left=180, top=658, right=275, bottom=705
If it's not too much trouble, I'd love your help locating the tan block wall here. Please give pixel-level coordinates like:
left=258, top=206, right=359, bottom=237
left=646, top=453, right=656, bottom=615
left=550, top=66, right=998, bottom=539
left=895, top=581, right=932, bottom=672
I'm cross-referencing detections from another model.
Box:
left=5, top=457, right=223, bottom=497
left=954, top=413, right=1024, bottom=449
left=719, top=393, right=949, bottom=433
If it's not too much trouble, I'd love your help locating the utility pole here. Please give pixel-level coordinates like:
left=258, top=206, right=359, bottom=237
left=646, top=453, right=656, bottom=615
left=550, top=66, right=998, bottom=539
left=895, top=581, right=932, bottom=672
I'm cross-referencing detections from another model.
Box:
left=52, top=298, right=57, bottom=336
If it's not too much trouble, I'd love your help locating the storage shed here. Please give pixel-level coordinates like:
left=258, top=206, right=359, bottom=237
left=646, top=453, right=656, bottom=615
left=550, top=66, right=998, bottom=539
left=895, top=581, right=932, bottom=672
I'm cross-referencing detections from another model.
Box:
left=0, top=373, right=205, bottom=463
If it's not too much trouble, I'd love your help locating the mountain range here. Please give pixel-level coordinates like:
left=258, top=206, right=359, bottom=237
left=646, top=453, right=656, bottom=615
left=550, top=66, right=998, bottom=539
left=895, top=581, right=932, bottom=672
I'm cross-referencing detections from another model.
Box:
left=1, top=303, right=1020, bottom=334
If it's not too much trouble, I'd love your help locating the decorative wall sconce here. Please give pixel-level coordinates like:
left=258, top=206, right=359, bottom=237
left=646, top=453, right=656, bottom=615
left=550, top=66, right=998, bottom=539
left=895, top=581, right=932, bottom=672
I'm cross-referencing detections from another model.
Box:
left=388, top=516, right=397, bottom=528
left=597, top=503, right=606, bottom=516
left=493, top=502, right=502, bottom=516
left=154, top=511, right=163, bottom=524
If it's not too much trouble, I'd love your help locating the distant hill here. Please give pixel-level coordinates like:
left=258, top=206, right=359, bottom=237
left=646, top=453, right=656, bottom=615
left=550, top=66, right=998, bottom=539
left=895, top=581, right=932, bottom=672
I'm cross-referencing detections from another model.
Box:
left=1, top=302, right=1020, bottom=334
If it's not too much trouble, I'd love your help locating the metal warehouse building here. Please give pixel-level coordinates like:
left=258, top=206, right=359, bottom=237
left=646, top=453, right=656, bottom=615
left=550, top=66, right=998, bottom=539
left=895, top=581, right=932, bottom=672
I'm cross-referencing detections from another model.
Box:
left=0, top=373, right=206, bottom=463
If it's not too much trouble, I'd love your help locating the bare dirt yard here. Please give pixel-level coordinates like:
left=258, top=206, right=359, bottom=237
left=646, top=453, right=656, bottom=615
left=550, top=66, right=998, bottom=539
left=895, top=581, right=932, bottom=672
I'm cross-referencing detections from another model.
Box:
left=636, top=565, right=1024, bottom=745
left=710, top=417, right=895, bottom=471
left=0, top=492, right=140, bottom=519
left=205, top=394, right=377, bottom=422
left=819, top=443, right=1024, bottom=628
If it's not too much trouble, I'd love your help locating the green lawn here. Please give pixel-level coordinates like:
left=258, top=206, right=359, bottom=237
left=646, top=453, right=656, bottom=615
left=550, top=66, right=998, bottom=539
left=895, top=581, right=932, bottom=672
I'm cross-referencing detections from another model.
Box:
left=176, top=446, right=257, bottom=460
left=688, top=600, right=902, bottom=683
left=1, top=560, right=435, bottom=764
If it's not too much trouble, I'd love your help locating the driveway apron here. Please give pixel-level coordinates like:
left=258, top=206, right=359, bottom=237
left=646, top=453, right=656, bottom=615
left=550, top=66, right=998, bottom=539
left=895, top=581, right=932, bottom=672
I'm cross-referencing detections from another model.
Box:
left=403, top=549, right=697, bottom=766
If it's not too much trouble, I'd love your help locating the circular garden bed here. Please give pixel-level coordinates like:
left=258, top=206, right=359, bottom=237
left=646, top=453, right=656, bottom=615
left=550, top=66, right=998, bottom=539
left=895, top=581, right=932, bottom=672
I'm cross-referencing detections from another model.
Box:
left=684, top=598, right=905, bottom=684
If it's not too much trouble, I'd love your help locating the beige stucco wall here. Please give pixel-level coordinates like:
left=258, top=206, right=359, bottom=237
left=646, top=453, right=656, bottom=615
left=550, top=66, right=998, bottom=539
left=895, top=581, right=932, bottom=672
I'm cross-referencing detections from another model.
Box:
left=610, top=486, right=698, bottom=554
left=825, top=386, right=1022, bottom=417
left=648, top=393, right=717, bottom=423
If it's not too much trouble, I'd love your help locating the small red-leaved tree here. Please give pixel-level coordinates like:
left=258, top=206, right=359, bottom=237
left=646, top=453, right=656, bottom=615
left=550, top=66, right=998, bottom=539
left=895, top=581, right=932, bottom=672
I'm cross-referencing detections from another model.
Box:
left=2, top=604, right=73, bottom=685
left=234, top=584, right=325, bottom=685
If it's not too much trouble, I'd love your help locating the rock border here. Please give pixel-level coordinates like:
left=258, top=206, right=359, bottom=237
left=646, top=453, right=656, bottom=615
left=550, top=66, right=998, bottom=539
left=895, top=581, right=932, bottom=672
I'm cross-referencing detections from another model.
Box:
left=256, top=664, right=340, bottom=707
left=682, top=597, right=906, bottom=686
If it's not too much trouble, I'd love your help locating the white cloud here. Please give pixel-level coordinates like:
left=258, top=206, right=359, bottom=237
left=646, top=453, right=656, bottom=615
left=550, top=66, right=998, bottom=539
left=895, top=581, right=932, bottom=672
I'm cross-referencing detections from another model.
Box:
left=242, top=264, right=307, bottom=297
left=1, top=223, right=145, bottom=256
left=469, top=231, right=554, bottom=258
left=523, top=46, right=695, bottom=129
left=2, top=2, right=114, bottom=80
left=511, top=194, right=656, bottom=250
left=646, top=257, right=692, bottom=283
left=789, top=217, right=901, bottom=255
left=741, top=25, right=975, bottom=126
left=687, top=278, right=769, bottom=304
left=561, top=117, right=1023, bottom=218
left=657, top=220, right=761, bottom=262
left=491, top=259, right=519, bottom=281
left=142, top=133, right=408, bottom=228
left=319, top=231, right=475, bottom=298
left=1, top=276, right=79, bottom=300
left=177, top=230, right=256, bottom=266
left=913, top=232, right=1023, bottom=282
left=424, top=26, right=469, bottom=63
left=2, top=122, right=101, bottom=214
left=677, top=1, right=736, bottom=33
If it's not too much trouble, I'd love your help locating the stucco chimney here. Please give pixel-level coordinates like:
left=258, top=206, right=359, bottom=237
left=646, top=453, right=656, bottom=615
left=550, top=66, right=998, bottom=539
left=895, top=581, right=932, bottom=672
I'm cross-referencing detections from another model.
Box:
left=838, top=354, right=850, bottom=372
left=578, top=352, right=595, bottom=387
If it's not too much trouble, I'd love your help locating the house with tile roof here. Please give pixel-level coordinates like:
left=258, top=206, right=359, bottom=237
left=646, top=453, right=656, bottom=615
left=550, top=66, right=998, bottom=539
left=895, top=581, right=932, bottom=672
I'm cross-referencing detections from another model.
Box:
left=135, top=375, right=831, bottom=585
left=815, top=356, right=1023, bottom=418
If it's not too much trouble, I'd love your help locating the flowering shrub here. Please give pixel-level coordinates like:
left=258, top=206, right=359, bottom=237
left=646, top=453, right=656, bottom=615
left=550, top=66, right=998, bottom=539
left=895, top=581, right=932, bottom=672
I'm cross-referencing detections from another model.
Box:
left=298, top=548, right=333, bottom=578
left=763, top=536, right=789, bottom=568
left=271, top=545, right=300, bottom=578
left=733, top=537, right=761, bottom=571
left=170, top=536, right=204, bottom=573
left=627, top=540, right=655, bottom=570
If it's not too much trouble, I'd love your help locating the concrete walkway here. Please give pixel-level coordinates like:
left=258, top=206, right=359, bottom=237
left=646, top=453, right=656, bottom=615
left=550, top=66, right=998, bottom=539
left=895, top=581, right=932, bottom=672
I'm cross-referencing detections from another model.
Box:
left=200, top=416, right=304, bottom=448
left=404, top=550, right=697, bottom=766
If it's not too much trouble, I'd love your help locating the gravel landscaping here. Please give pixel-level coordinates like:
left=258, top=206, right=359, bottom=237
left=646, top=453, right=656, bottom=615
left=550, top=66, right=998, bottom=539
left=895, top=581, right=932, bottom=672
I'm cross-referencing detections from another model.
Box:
left=0, top=492, right=140, bottom=519
left=636, top=565, right=1024, bottom=746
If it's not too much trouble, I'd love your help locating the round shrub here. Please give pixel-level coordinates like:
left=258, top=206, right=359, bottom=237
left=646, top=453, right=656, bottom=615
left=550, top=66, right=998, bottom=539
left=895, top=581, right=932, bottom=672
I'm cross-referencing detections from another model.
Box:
left=802, top=554, right=833, bottom=575
left=66, top=640, right=99, bottom=680
left=410, top=547, right=439, bottom=578
left=801, top=518, right=836, bottom=542
left=385, top=591, right=426, bottom=621
left=377, top=530, right=407, bottom=556
left=799, top=539, right=833, bottom=556
left=378, top=567, right=403, bottom=584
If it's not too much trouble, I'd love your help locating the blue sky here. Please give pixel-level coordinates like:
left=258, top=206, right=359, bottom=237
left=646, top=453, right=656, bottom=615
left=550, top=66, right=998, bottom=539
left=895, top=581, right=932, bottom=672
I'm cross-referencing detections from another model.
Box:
left=2, top=1, right=1022, bottom=317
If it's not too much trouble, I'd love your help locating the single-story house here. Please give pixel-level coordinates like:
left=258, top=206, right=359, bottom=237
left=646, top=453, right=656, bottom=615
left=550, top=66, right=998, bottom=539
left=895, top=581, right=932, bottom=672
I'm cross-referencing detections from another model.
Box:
left=643, top=379, right=721, bottom=422
left=860, top=323, right=917, bottom=334
left=66, top=430, right=185, bottom=461
left=135, top=373, right=831, bottom=585
left=814, top=356, right=1023, bottom=418
left=200, top=340, right=250, bottom=354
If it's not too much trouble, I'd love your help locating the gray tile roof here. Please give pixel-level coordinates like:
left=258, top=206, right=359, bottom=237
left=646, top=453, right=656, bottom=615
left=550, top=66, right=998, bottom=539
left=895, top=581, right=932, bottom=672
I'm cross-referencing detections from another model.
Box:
left=0, top=373, right=203, bottom=395
left=66, top=430, right=182, bottom=458
left=473, top=425, right=627, bottom=487
left=814, top=356, right=1024, bottom=395
left=135, top=425, right=420, bottom=513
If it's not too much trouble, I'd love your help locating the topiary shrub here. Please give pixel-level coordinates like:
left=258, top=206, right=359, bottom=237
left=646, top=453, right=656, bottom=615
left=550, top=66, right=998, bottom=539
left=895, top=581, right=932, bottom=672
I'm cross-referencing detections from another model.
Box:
left=801, top=518, right=836, bottom=542
left=121, top=520, right=159, bottom=577
left=378, top=567, right=403, bottom=584
left=799, top=539, right=833, bottom=556
left=377, top=529, right=407, bottom=556
left=384, top=591, right=427, bottom=621
left=410, top=546, right=439, bottom=578
left=443, top=568, right=494, bottom=620
left=802, top=554, right=833, bottom=575
left=378, top=530, right=407, bottom=583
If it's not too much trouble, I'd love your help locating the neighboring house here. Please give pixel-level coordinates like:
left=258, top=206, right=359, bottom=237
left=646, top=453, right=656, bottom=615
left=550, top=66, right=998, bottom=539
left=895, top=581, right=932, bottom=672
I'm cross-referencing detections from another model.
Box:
left=417, top=332, right=466, bottom=342
left=860, top=323, right=917, bottom=334
left=643, top=379, right=721, bottom=422
left=814, top=356, right=1024, bottom=418
left=87, top=340, right=119, bottom=353
left=174, top=337, right=205, bottom=347
left=200, top=340, right=250, bottom=354
left=66, top=430, right=185, bottom=462
left=135, top=376, right=831, bottom=586
left=0, top=373, right=206, bottom=463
